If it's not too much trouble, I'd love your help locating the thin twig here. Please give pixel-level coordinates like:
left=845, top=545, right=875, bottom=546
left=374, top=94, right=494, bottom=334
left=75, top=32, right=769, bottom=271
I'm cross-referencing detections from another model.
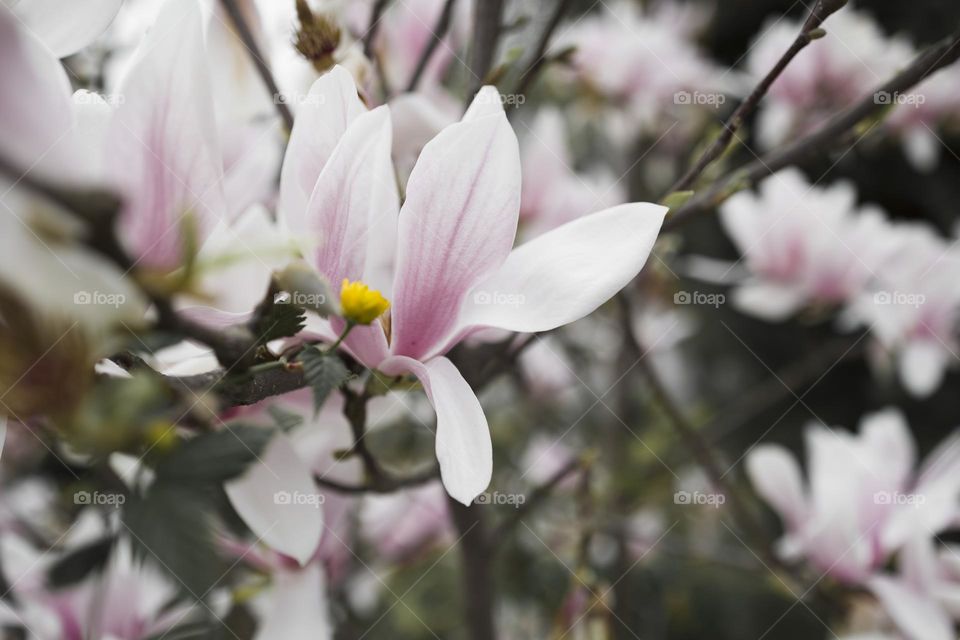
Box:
left=219, top=0, right=293, bottom=132
left=407, top=0, right=458, bottom=92
left=492, top=455, right=585, bottom=540
left=448, top=496, right=496, bottom=640
left=465, top=0, right=506, bottom=103
left=314, top=465, right=440, bottom=494
left=512, top=0, right=574, bottom=98
left=664, top=24, right=960, bottom=231
left=362, top=0, right=392, bottom=59
left=667, top=0, right=847, bottom=194
left=616, top=297, right=787, bottom=577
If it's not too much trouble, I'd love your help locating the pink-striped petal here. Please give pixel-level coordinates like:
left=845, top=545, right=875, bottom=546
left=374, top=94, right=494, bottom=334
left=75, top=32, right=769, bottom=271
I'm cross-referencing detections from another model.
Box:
left=390, top=89, right=520, bottom=359
left=279, top=66, right=366, bottom=226
left=107, top=0, right=226, bottom=270
left=380, top=356, right=492, bottom=505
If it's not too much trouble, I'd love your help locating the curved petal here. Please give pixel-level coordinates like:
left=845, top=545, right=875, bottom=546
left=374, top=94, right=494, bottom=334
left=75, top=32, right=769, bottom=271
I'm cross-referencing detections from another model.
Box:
left=107, top=0, right=226, bottom=270
left=297, top=106, right=396, bottom=287
left=11, top=0, right=122, bottom=58
left=253, top=563, right=332, bottom=640
left=380, top=356, right=492, bottom=506
left=390, top=92, right=520, bottom=360
left=732, top=281, right=807, bottom=322
left=868, top=574, right=953, bottom=640
left=278, top=66, right=366, bottom=226
left=899, top=339, right=950, bottom=398
left=225, top=433, right=324, bottom=566
left=745, top=444, right=808, bottom=530
left=452, top=203, right=666, bottom=344
left=0, top=3, right=77, bottom=181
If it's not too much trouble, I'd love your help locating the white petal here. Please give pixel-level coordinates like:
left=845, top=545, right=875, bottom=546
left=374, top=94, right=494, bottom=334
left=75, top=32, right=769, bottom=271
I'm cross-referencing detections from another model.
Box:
left=380, top=356, right=492, bottom=506
left=454, top=203, right=666, bottom=340
left=899, top=340, right=950, bottom=398
left=732, top=281, right=806, bottom=321
left=299, top=106, right=396, bottom=287
left=279, top=66, right=366, bottom=226
left=868, top=574, right=953, bottom=640
left=253, top=563, right=332, bottom=640
left=0, top=3, right=77, bottom=181
left=225, top=433, right=324, bottom=566
left=10, top=0, right=122, bottom=57
left=463, top=85, right=507, bottom=122
left=107, top=0, right=226, bottom=268
left=389, top=97, right=521, bottom=359
left=745, top=444, right=807, bottom=530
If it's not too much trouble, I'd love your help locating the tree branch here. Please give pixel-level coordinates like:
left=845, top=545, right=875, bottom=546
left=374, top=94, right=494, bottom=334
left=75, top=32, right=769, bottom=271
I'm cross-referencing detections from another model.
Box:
left=667, top=0, right=847, bottom=194
left=448, top=497, right=496, bottom=640
left=362, top=0, right=392, bottom=59
left=465, top=0, right=506, bottom=102
left=492, top=455, right=585, bottom=540
left=407, top=0, right=458, bottom=92
left=512, top=0, right=574, bottom=98
left=664, top=24, right=960, bottom=231
left=219, top=0, right=293, bottom=132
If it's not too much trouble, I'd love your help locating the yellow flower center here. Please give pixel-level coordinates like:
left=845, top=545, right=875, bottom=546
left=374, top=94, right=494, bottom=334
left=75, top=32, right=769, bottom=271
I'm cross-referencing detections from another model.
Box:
left=340, top=279, right=390, bottom=325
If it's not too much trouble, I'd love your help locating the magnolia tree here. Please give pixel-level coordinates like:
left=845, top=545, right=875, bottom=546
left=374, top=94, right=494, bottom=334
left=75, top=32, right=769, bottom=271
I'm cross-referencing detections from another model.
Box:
left=1, top=0, right=960, bottom=638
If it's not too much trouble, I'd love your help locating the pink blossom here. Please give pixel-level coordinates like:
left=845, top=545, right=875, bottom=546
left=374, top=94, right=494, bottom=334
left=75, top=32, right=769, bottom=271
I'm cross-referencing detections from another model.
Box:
left=746, top=409, right=960, bottom=585
left=275, top=66, right=666, bottom=505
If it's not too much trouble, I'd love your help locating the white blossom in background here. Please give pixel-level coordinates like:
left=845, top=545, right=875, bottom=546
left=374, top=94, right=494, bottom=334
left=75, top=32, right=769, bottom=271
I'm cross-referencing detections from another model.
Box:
left=746, top=408, right=960, bottom=585
left=719, top=168, right=898, bottom=321
left=846, top=223, right=960, bottom=397
left=556, top=0, right=735, bottom=135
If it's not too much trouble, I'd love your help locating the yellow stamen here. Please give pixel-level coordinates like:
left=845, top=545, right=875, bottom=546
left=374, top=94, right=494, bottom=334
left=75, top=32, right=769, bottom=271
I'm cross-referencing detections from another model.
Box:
left=340, top=279, right=390, bottom=325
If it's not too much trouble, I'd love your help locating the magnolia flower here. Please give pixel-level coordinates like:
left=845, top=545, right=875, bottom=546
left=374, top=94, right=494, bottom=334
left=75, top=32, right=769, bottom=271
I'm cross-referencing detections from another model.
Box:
left=0, top=511, right=194, bottom=639
left=747, top=7, right=956, bottom=170
left=557, top=0, right=732, bottom=132
left=277, top=66, right=666, bottom=505
left=846, top=224, right=960, bottom=398
left=2, top=0, right=229, bottom=272
left=866, top=535, right=960, bottom=640
left=746, top=409, right=960, bottom=584
left=5, top=0, right=123, bottom=58
left=719, top=168, right=897, bottom=321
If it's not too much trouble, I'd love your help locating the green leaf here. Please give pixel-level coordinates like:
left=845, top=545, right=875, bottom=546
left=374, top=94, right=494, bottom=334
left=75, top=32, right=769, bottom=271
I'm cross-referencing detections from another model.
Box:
left=153, top=424, right=273, bottom=486
left=267, top=404, right=303, bottom=432
left=660, top=190, right=695, bottom=211
left=122, top=485, right=224, bottom=599
left=297, top=346, right=351, bottom=414
left=47, top=536, right=114, bottom=587
left=249, top=287, right=306, bottom=345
